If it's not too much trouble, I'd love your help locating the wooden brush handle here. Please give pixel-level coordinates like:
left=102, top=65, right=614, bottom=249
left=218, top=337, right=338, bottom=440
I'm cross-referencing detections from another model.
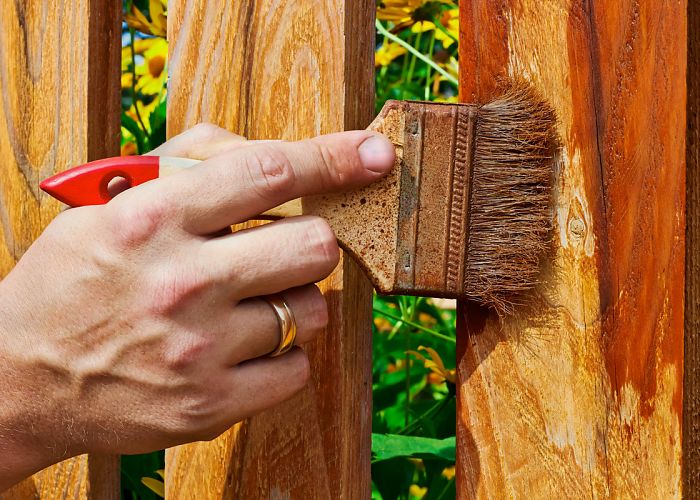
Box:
left=260, top=199, right=303, bottom=219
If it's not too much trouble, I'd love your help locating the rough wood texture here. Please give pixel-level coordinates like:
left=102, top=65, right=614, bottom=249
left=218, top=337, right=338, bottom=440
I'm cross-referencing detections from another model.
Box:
left=686, top=0, right=699, bottom=495
left=0, top=0, right=121, bottom=497
left=164, top=0, right=375, bottom=497
left=456, top=0, right=686, bottom=497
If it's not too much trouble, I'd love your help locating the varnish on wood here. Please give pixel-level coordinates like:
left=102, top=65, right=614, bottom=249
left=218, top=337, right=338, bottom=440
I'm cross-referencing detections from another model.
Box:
left=456, top=0, right=686, bottom=497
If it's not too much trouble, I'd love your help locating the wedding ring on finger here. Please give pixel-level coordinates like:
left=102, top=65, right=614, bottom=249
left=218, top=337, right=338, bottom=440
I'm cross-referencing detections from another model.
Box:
left=263, top=294, right=297, bottom=357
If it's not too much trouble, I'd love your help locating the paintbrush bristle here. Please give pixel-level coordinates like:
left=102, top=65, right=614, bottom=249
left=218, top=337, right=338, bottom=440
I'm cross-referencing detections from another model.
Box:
left=466, top=82, right=559, bottom=312
left=305, top=88, right=558, bottom=310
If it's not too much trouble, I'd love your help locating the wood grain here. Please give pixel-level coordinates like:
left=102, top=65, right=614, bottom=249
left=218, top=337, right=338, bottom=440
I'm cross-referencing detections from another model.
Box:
left=164, top=0, right=375, bottom=497
left=0, top=0, right=121, bottom=497
left=685, top=0, right=699, bottom=495
left=457, top=0, right=686, bottom=497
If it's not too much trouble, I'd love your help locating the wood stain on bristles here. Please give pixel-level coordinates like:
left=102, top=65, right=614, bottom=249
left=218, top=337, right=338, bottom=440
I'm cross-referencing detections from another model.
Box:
left=466, top=82, right=560, bottom=312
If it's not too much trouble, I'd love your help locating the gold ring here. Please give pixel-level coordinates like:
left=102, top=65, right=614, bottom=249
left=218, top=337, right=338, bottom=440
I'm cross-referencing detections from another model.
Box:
left=263, top=294, right=297, bottom=357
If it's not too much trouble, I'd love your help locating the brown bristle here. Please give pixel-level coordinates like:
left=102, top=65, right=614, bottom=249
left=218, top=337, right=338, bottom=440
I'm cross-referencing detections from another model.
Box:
left=465, top=82, right=560, bottom=312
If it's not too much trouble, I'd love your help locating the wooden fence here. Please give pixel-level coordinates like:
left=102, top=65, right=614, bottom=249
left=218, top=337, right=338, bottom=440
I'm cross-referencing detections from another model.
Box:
left=0, top=0, right=695, bottom=498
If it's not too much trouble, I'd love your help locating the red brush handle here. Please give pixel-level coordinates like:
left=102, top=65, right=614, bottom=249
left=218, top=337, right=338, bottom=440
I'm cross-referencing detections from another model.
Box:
left=40, top=156, right=161, bottom=207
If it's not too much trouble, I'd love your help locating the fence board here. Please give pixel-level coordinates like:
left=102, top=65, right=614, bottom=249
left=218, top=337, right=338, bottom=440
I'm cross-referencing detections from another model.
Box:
left=456, top=0, right=685, bottom=497
left=0, top=0, right=121, bottom=497
left=164, top=0, right=375, bottom=497
left=685, top=0, right=700, bottom=495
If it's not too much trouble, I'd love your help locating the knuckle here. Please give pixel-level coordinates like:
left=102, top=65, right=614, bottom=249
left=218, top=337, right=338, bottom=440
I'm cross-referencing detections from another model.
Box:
left=305, top=287, right=329, bottom=330
left=189, top=122, right=228, bottom=142
left=146, top=266, right=208, bottom=316
left=309, top=140, right=354, bottom=189
left=301, top=217, right=339, bottom=267
left=108, top=198, right=170, bottom=249
left=163, top=335, right=214, bottom=372
left=243, top=147, right=296, bottom=201
left=288, top=350, right=311, bottom=389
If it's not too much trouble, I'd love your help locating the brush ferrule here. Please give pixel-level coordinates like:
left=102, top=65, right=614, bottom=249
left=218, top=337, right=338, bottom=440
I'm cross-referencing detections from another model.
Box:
left=392, top=101, right=479, bottom=298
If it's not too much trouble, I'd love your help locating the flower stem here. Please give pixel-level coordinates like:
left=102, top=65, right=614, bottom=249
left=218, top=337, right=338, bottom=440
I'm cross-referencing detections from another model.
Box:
left=405, top=30, right=422, bottom=97
left=375, top=19, right=458, bottom=86
left=397, top=396, right=451, bottom=435
left=425, top=31, right=436, bottom=99
left=129, top=28, right=150, bottom=145
left=373, top=309, right=456, bottom=344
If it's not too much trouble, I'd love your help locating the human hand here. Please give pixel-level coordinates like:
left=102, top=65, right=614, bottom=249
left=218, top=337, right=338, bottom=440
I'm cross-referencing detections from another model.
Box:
left=0, top=124, right=394, bottom=487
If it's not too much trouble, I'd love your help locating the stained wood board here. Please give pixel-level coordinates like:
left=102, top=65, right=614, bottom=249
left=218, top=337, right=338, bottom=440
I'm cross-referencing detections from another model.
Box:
left=164, top=0, right=375, bottom=497
left=685, top=0, right=699, bottom=495
left=0, top=0, right=121, bottom=497
left=456, top=0, right=686, bottom=497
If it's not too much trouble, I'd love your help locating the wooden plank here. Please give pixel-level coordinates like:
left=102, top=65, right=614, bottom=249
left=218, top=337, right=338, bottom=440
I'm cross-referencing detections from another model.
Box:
left=685, top=0, right=700, bottom=495
left=0, top=0, right=121, bottom=497
left=456, top=0, right=685, bottom=497
left=164, top=0, right=374, bottom=497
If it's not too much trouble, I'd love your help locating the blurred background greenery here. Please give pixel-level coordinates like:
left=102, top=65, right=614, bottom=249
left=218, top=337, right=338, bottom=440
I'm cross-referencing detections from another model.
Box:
left=120, top=1, right=458, bottom=498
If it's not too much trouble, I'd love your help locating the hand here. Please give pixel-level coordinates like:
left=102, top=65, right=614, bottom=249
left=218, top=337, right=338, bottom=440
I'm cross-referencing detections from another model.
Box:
left=0, top=124, right=394, bottom=488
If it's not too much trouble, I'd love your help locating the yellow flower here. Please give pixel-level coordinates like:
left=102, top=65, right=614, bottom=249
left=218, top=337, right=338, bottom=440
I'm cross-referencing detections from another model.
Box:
left=121, top=140, right=138, bottom=156
left=374, top=316, right=394, bottom=332
left=141, top=469, right=165, bottom=498
left=406, top=346, right=456, bottom=384
left=121, top=37, right=168, bottom=94
left=377, top=0, right=427, bottom=24
left=442, top=465, right=456, bottom=480
left=409, top=484, right=428, bottom=498
left=125, top=0, right=167, bottom=37
left=122, top=37, right=168, bottom=128
left=411, top=8, right=458, bottom=48
left=377, top=0, right=452, bottom=30
left=136, top=38, right=168, bottom=95
left=375, top=41, right=407, bottom=67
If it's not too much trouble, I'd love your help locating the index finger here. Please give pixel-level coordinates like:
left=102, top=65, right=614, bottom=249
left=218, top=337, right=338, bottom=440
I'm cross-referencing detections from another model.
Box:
left=148, top=130, right=395, bottom=235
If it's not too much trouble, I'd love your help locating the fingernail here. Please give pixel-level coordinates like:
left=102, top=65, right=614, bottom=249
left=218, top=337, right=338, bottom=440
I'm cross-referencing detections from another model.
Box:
left=358, top=134, right=395, bottom=174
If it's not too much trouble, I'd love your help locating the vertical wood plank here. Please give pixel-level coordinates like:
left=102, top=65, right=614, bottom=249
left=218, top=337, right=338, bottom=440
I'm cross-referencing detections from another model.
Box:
left=456, top=0, right=685, bottom=497
left=0, top=0, right=121, bottom=497
left=164, top=1, right=374, bottom=497
left=685, top=0, right=699, bottom=495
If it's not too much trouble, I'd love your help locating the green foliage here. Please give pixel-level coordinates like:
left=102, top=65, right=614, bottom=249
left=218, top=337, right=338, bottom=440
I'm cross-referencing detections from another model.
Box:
left=372, top=434, right=455, bottom=462
left=375, top=2, right=459, bottom=113
left=371, top=295, right=456, bottom=499
left=121, top=454, right=164, bottom=500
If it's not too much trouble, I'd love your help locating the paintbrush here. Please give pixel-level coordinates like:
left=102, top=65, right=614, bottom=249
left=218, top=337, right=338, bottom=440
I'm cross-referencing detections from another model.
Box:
left=40, top=83, right=558, bottom=311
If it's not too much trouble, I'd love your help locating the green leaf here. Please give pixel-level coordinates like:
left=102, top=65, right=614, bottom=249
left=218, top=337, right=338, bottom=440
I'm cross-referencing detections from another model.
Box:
left=147, top=99, right=168, bottom=150
left=372, top=457, right=416, bottom=500
left=121, top=112, right=149, bottom=154
left=372, top=434, right=455, bottom=463
left=121, top=452, right=163, bottom=500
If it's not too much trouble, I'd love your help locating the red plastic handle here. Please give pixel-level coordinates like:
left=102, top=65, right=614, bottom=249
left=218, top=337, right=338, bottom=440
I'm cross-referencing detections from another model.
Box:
left=40, top=156, right=160, bottom=207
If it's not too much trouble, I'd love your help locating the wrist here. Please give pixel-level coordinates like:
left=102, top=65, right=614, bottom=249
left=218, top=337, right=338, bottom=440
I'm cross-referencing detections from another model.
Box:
left=0, top=299, right=68, bottom=490
left=0, top=358, right=56, bottom=491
